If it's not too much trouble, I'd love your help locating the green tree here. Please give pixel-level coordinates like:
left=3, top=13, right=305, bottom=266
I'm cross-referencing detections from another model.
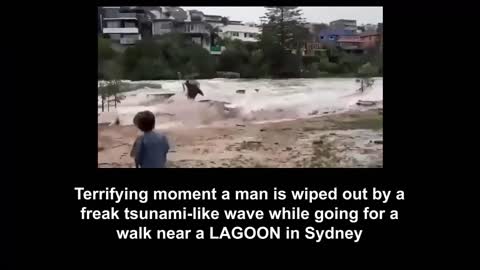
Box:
left=261, top=7, right=307, bottom=49
left=99, top=59, right=123, bottom=111
left=98, top=38, right=117, bottom=79
left=357, top=62, right=379, bottom=91
left=257, top=7, right=309, bottom=77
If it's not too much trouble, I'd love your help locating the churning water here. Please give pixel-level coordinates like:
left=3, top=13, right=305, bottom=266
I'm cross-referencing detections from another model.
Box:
left=98, top=78, right=383, bottom=129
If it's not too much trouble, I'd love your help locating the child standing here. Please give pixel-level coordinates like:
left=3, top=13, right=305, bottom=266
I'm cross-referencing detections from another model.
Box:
left=130, top=111, right=170, bottom=168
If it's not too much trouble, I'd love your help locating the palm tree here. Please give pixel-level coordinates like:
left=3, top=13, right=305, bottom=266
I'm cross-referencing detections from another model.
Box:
left=205, top=24, right=222, bottom=48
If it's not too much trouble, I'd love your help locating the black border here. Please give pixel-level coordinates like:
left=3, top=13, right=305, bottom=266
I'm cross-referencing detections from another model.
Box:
left=14, top=1, right=450, bottom=268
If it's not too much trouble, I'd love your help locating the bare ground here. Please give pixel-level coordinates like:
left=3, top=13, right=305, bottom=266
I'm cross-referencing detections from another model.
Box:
left=98, top=109, right=383, bottom=168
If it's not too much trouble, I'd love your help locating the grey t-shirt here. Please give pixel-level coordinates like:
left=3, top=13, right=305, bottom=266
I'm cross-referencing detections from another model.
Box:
left=130, top=131, right=170, bottom=168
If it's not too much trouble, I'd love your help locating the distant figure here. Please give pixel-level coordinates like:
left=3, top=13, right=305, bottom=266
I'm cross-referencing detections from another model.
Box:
left=130, top=111, right=170, bottom=168
left=183, top=80, right=204, bottom=100
left=358, top=79, right=365, bottom=93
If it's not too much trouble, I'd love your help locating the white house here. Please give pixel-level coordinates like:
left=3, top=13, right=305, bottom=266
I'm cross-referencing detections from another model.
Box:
left=220, top=23, right=260, bottom=42
left=101, top=7, right=142, bottom=45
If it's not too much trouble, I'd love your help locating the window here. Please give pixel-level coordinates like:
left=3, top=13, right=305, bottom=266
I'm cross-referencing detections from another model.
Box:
left=191, top=24, right=195, bottom=31
left=233, top=32, right=239, bottom=36
left=244, top=33, right=247, bottom=38
left=106, top=21, right=121, bottom=28
left=160, top=22, right=171, bottom=29
left=109, top=34, right=121, bottom=40
left=329, top=36, right=335, bottom=40
left=320, top=36, right=324, bottom=40
left=124, top=22, right=135, bottom=28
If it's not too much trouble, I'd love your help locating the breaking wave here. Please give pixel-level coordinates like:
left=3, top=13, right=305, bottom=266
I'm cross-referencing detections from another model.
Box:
left=98, top=78, right=383, bottom=129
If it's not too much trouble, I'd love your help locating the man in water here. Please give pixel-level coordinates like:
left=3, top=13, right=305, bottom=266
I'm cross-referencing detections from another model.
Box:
left=358, top=79, right=365, bottom=93
left=183, top=80, right=204, bottom=100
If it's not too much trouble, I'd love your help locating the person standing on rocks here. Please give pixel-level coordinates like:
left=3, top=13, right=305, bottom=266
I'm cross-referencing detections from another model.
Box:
left=130, top=111, right=170, bottom=168
left=183, top=80, right=204, bottom=100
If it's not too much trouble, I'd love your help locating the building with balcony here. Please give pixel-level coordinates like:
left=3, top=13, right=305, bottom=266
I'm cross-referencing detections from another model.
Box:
left=336, top=36, right=364, bottom=54
left=220, top=23, right=260, bottom=42
left=99, top=7, right=142, bottom=45
left=149, top=7, right=225, bottom=55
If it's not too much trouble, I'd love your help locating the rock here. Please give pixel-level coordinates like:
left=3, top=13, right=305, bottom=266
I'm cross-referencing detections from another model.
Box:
left=236, top=124, right=246, bottom=127
left=285, top=147, right=293, bottom=151
left=275, top=109, right=284, bottom=113
left=356, top=100, right=377, bottom=106
left=98, top=146, right=104, bottom=152
left=309, top=110, right=319, bottom=116
left=374, top=140, right=383, bottom=144
left=255, top=89, right=259, bottom=92
left=329, top=133, right=336, bottom=135
left=146, top=93, right=175, bottom=99
left=236, top=89, right=246, bottom=94
left=323, top=112, right=329, bottom=114
left=274, top=142, right=279, bottom=145
left=313, top=140, right=323, bottom=145
left=260, top=128, right=266, bottom=132
left=281, top=128, right=292, bottom=131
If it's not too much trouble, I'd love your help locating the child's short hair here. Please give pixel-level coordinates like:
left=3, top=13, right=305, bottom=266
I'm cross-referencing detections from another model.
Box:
left=133, top=110, right=155, bottom=132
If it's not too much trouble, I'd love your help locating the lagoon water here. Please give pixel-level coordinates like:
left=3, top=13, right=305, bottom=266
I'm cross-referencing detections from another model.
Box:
left=98, top=77, right=383, bottom=129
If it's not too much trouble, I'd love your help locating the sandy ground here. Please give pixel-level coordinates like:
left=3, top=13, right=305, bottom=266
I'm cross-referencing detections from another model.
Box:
left=98, top=109, right=383, bottom=168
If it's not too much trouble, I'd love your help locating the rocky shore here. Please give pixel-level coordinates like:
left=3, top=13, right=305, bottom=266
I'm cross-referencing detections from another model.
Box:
left=98, top=108, right=383, bottom=168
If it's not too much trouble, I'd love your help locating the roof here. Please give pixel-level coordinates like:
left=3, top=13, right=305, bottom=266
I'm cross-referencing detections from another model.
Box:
left=103, top=17, right=137, bottom=21
left=337, top=37, right=362, bottom=43
left=360, top=32, right=380, bottom=37
left=331, top=19, right=356, bottom=23
left=221, top=24, right=260, bottom=34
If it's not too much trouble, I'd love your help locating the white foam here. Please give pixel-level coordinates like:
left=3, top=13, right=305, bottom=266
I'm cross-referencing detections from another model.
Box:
left=98, top=78, right=383, bottom=129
